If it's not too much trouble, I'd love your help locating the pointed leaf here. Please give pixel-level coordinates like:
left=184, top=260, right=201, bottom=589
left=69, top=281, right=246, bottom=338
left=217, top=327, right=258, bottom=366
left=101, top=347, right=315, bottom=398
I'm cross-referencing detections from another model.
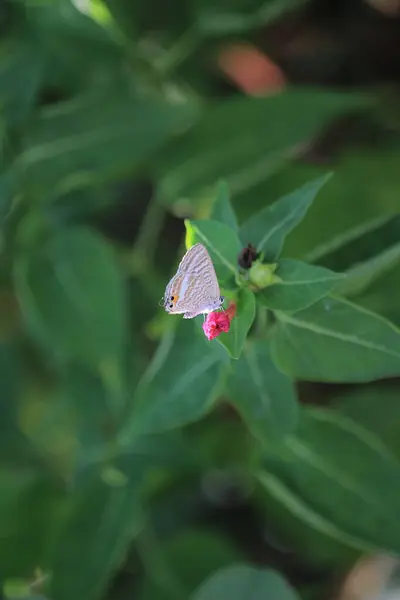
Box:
left=195, top=0, right=309, bottom=35
left=18, top=92, right=197, bottom=197
left=158, top=91, right=368, bottom=202
left=193, top=564, right=300, bottom=600
left=185, top=219, right=241, bottom=281
left=0, top=465, right=64, bottom=579
left=240, top=174, right=332, bottom=260
left=229, top=340, right=298, bottom=440
left=0, top=39, right=43, bottom=125
left=210, top=181, right=238, bottom=232
left=218, top=288, right=255, bottom=359
left=335, top=242, right=400, bottom=298
left=333, top=386, right=400, bottom=461
left=14, top=227, right=126, bottom=371
left=259, top=407, right=400, bottom=554
left=259, top=259, right=345, bottom=312
left=49, top=471, right=143, bottom=600
left=270, top=297, right=400, bottom=382
left=121, top=321, right=228, bottom=438
left=139, top=530, right=243, bottom=600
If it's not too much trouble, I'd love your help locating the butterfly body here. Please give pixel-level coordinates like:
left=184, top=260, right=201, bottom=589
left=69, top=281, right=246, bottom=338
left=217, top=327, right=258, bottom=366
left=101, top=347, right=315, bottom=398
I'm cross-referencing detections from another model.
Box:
left=163, top=243, right=224, bottom=319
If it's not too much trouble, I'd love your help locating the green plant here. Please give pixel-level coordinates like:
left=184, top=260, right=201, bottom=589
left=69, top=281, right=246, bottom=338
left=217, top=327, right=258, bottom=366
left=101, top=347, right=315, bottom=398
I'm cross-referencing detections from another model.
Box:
left=2, top=0, right=400, bottom=599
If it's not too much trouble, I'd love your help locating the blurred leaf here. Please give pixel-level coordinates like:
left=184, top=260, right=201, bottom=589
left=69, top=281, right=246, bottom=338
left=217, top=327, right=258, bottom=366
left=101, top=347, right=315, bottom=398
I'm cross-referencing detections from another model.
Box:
left=218, top=288, right=255, bottom=359
left=254, top=480, right=358, bottom=567
left=0, top=342, right=20, bottom=428
left=229, top=340, right=298, bottom=441
left=278, top=148, right=400, bottom=259
left=192, top=564, right=300, bottom=600
left=14, top=227, right=126, bottom=373
left=334, top=242, right=400, bottom=298
left=210, top=181, right=238, bottom=232
left=270, top=296, right=400, bottom=382
left=0, top=38, right=43, bottom=126
left=18, top=92, right=197, bottom=199
left=259, top=259, right=344, bottom=312
left=25, top=0, right=128, bottom=93
left=259, top=407, right=400, bottom=554
left=157, top=92, right=368, bottom=202
left=0, top=172, right=15, bottom=227
left=333, top=386, right=400, bottom=460
left=239, top=175, right=332, bottom=260
left=59, top=365, right=116, bottom=453
left=103, top=0, right=191, bottom=38
left=194, top=0, right=309, bottom=35
left=121, top=321, right=228, bottom=438
left=185, top=219, right=241, bottom=281
left=358, top=263, right=400, bottom=327
left=138, top=529, right=244, bottom=600
left=4, top=584, right=47, bottom=600
left=49, top=470, right=143, bottom=600
left=303, top=214, right=400, bottom=298
left=0, top=466, right=64, bottom=578
left=303, top=213, right=400, bottom=267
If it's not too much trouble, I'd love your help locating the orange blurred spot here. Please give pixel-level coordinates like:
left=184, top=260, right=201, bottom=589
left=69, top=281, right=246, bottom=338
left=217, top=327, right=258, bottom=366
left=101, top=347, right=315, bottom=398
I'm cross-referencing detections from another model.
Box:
left=218, top=44, right=286, bottom=95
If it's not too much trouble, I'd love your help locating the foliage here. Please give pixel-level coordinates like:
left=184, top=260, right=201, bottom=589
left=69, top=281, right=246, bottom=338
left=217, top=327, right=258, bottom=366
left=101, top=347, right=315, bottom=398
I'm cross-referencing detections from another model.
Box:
left=1, top=0, right=400, bottom=599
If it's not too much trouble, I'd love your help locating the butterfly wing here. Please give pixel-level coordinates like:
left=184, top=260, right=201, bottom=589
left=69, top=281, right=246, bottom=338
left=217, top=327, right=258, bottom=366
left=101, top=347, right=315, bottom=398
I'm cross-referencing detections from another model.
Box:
left=164, top=273, right=198, bottom=314
left=178, top=243, right=220, bottom=298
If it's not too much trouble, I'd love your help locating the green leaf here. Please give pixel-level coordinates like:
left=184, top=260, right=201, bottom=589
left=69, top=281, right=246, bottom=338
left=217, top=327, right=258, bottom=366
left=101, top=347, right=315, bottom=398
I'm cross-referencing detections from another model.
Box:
left=210, top=181, right=238, bottom=232
left=256, top=474, right=358, bottom=567
left=302, top=213, right=400, bottom=298
left=193, top=564, right=300, bottom=600
left=333, top=386, right=400, bottom=461
left=0, top=466, right=64, bottom=579
left=103, top=0, right=191, bottom=39
left=18, top=91, right=197, bottom=198
left=58, top=365, right=117, bottom=453
left=0, top=343, right=20, bottom=431
left=25, top=0, right=129, bottom=93
left=138, top=530, right=244, bottom=600
left=14, top=227, right=126, bottom=372
left=270, top=296, right=400, bottom=382
left=120, top=320, right=228, bottom=439
left=278, top=148, right=400, bottom=259
left=239, top=174, right=332, bottom=260
left=334, top=242, right=400, bottom=298
left=0, top=172, right=15, bottom=227
left=218, top=288, right=255, bottom=359
left=259, top=407, right=400, bottom=554
left=229, top=340, right=298, bottom=441
left=303, top=213, right=398, bottom=266
left=0, top=39, right=43, bottom=126
left=158, top=91, right=368, bottom=202
left=49, top=471, right=143, bottom=600
left=194, top=0, right=309, bottom=35
left=259, top=259, right=345, bottom=312
left=185, top=219, right=241, bottom=281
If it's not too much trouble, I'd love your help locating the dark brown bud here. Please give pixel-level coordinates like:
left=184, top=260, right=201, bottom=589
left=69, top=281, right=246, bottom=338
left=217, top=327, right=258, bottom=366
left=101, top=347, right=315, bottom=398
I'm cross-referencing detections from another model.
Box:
left=238, top=243, right=258, bottom=269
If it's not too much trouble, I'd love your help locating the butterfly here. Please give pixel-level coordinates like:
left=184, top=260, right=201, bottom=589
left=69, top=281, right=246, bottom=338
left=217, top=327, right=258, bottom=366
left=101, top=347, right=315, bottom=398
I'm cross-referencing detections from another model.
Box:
left=163, top=243, right=224, bottom=319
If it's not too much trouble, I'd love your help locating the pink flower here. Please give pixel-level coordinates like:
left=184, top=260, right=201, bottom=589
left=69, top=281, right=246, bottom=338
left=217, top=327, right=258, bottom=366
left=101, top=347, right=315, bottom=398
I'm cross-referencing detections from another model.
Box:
left=202, top=302, right=237, bottom=341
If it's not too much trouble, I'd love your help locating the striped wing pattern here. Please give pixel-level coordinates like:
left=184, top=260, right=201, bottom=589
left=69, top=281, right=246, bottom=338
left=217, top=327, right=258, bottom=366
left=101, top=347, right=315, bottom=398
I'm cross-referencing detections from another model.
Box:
left=164, top=244, right=221, bottom=315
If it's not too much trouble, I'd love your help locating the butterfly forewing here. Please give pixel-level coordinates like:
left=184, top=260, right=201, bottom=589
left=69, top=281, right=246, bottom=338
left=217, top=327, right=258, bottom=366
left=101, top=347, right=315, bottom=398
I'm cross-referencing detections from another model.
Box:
left=164, top=243, right=221, bottom=316
left=178, top=244, right=219, bottom=295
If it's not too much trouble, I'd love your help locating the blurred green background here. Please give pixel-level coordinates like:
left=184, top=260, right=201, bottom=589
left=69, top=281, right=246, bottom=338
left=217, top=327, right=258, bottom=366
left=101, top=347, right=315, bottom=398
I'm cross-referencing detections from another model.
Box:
left=1, top=0, right=400, bottom=599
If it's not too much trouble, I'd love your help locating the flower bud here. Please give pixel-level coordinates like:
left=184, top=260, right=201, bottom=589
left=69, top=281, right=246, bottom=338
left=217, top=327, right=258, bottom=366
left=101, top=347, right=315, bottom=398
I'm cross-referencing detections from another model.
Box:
left=248, top=260, right=278, bottom=290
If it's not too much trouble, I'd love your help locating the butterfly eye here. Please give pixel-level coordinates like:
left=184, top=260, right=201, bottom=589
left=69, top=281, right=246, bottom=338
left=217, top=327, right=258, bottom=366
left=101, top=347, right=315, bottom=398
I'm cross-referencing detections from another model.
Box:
left=219, top=296, right=224, bottom=303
